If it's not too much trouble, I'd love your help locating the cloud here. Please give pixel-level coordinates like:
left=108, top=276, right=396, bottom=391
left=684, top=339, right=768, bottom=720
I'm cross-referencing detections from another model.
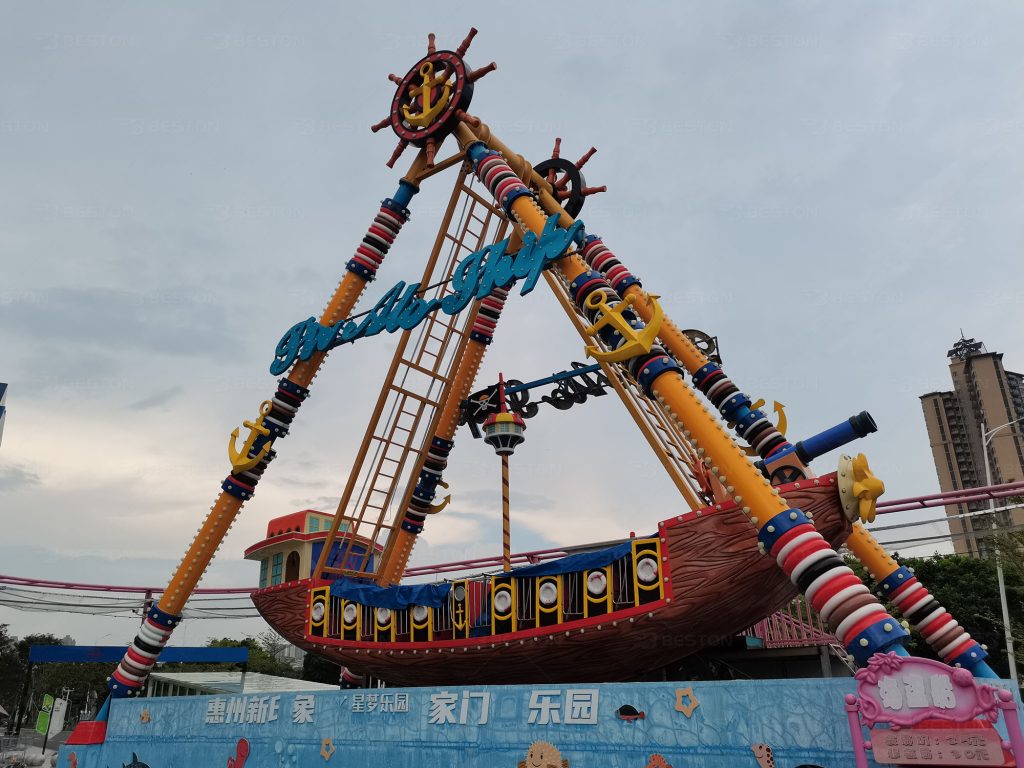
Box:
left=1, top=2, right=1019, bottom=647
left=0, top=464, right=41, bottom=491
left=453, top=487, right=556, bottom=513
left=288, top=496, right=340, bottom=511
left=128, top=386, right=183, bottom=410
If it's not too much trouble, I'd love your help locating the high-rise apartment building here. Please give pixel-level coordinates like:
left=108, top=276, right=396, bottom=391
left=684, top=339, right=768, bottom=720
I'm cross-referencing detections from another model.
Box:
left=920, top=336, right=1024, bottom=556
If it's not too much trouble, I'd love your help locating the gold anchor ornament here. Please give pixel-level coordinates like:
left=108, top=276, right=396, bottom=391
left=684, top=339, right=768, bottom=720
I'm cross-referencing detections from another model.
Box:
left=228, top=400, right=274, bottom=473
left=401, top=60, right=451, bottom=128
left=583, top=292, right=664, bottom=363
left=425, top=479, right=451, bottom=515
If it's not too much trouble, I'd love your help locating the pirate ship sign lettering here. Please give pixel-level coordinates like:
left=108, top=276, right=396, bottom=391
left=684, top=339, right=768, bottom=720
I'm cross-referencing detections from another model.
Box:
left=270, top=214, right=584, bottom=375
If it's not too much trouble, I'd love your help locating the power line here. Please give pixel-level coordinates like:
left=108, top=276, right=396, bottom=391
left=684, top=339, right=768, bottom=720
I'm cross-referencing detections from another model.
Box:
left=876, top=521, right=1024, bottom=551
left=0, top=585, right=261, bottom=619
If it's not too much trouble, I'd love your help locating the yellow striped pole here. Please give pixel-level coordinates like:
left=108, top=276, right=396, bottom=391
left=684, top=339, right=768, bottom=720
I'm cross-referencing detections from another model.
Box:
left=845, top=522, right=996, bottom=675
left=455, top=123, right=907, bottom=667
left=108, top=155, right=427, bottom=697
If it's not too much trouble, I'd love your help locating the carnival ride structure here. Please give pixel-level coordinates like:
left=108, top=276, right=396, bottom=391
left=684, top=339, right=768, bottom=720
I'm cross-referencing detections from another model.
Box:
left=82, top=27, right=1002, bottom=705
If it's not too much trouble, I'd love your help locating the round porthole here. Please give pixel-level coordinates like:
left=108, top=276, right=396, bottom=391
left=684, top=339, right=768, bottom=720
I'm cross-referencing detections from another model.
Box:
left=538, top=581, right=558, bottom=607
left=636, top=555, right=659, bottom=584
left=587, top=570, right=608, bottom=596
left=493, top=588, right=512, bottom=614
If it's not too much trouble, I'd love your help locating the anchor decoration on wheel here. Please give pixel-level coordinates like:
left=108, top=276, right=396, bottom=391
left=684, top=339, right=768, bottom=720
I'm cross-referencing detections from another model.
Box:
left=371, top=28, right=496, bottom=168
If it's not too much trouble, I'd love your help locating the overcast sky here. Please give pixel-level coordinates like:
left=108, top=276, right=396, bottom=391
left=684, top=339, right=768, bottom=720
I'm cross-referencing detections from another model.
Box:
left=2, top=2, right=1023, bottom=647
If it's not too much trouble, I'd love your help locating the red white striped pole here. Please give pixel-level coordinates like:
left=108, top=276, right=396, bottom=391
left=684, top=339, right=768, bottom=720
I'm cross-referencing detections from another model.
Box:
left=502, top=454, right=511, bottom=572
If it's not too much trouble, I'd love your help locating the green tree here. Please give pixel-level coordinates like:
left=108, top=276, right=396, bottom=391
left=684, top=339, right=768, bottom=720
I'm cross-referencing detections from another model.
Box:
left=34, top=663, right=110, bottom=726
left=0, top=625, right=22, bottom=725
left=1, top=633, right=62, bottom=733
left=301, top=652, right=340, bottom=685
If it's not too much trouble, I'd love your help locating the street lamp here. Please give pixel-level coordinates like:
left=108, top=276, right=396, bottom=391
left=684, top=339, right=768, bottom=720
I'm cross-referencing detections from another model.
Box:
left=981, top=416, right=1024, bottom=685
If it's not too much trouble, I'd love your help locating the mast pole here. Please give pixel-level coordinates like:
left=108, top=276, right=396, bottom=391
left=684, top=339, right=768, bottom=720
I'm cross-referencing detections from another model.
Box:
left=501, top=453, right=511, bottom=572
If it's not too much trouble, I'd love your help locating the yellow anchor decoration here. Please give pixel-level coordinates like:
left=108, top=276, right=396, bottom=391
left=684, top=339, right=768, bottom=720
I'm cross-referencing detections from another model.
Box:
left=401, top=60, right=451, bottom=128
left=751, top=398, right=787, bottom=439
left=583, top=291, right=663, bottom=364
left=838, top=453, right=885, bottom=523
left=228, top=400, right=274, bottom=473
left=424, top=479, right=451, bottom=515
left=732, top=398, right=789, bottom=456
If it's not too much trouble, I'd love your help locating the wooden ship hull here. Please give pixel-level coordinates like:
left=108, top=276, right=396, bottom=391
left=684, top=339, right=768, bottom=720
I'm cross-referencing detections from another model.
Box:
left=252, top=473, right=850, bottom=687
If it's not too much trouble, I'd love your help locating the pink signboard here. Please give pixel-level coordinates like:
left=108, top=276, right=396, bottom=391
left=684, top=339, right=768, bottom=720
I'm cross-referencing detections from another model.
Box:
left=843, top=653, right=1024, bottom=768
left=869, top=726, right=1004, bottom=765
left=856, top=654, right=998, bottom=728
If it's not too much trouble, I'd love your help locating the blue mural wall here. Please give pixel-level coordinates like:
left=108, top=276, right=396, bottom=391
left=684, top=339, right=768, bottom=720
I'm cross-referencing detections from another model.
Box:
left=59, top=678, right=982, bottom=768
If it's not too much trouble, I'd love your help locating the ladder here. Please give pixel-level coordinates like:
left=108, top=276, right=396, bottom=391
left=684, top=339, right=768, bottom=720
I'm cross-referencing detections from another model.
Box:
left=314, top=163, right=510, bottom=579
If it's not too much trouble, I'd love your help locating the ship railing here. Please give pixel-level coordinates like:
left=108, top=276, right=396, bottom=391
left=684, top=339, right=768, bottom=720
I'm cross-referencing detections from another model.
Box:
left=318, top=538, right=664, bottom=643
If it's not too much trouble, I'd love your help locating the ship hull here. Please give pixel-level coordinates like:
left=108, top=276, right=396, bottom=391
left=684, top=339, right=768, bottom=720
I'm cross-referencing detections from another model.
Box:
left=253, top=474, right=850, bottom=686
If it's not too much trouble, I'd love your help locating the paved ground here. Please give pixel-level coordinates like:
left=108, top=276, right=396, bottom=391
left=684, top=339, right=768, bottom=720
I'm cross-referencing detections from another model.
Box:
left=1, top=729, right=71, bottom=764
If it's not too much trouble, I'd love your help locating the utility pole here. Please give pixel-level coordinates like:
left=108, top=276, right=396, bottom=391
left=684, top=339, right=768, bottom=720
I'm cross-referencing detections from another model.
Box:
left=12, top=661, right=32, bottom=736
left=982, top=417, right=1024, bottom=685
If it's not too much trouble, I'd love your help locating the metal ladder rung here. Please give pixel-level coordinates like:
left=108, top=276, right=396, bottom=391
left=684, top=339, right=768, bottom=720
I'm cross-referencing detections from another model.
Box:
left=399, top=359, right=449, bottom=380
left=389, top=386, right=440, bottom=407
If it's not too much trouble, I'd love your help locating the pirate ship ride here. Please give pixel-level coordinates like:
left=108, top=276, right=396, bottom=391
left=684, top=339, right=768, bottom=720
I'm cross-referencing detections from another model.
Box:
left=236, top=32, right=901, bottom=686
left=103, top=28, right=998, bottom=701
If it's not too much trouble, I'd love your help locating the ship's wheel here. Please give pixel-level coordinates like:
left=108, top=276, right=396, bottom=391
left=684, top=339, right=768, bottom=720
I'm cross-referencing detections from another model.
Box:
left=533, top=138, right=606, bottom=217
left=371, top=29, right=496, bottom=168
left=682, top=328, right=722, bottom=365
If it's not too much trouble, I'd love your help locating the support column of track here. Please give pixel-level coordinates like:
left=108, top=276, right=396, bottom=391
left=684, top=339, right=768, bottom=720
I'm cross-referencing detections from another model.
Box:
left=455, top=129, right=908, bottom=667
left=108, top=178, right=420, bottom=697
left=846, top=523, right=997, bottom=677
